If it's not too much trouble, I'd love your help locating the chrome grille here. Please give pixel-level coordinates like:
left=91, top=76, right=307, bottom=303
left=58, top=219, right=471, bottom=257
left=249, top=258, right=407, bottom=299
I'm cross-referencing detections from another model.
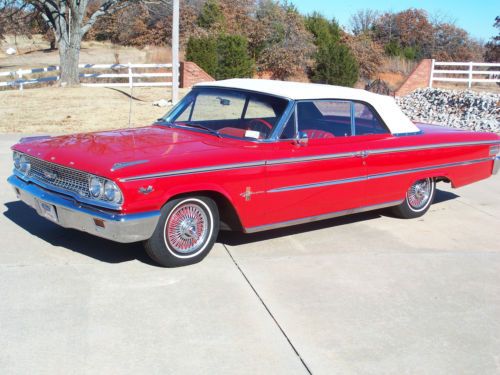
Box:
left=24, top=155, right=91, bottom=198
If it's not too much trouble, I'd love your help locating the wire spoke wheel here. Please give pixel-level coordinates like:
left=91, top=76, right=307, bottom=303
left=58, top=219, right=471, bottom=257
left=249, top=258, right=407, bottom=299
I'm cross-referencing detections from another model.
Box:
left=407, top=178, right=433, bottom=210
left=166, top=203, right=209, bottom=255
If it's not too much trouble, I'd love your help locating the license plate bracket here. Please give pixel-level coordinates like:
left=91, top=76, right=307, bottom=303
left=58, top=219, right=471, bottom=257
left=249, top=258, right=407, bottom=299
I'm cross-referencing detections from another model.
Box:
left=36, top=199, right=58, bottom=223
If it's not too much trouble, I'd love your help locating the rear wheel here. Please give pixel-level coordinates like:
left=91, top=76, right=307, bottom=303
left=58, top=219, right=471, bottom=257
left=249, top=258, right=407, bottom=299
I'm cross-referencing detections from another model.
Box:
left=144, top=196, right=219, bottom=267
left=391, top=178, right=436, bottom=219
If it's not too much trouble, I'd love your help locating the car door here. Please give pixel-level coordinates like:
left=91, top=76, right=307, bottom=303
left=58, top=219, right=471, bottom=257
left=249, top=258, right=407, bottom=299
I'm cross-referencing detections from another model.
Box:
left=350, top=102, right=408, bottom=206
left=263, top=100, right=368, bottom=226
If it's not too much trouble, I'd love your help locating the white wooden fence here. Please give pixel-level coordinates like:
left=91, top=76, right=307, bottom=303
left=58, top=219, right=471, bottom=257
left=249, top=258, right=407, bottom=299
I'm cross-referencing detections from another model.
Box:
left=430, top=60, right=500, bottom=88
left=0, top=62, right=174, bottom=91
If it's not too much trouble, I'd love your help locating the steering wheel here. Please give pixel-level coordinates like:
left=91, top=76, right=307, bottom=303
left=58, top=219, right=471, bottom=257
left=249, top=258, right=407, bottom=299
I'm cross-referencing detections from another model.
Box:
left=246, top=118, right=273, bottom=138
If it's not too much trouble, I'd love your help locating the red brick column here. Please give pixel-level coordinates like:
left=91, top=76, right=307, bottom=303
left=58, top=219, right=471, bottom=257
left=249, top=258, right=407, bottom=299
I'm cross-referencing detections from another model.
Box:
left=180, top=61, right=215, bottom=88
left=395, top=59, right=432, bottom=97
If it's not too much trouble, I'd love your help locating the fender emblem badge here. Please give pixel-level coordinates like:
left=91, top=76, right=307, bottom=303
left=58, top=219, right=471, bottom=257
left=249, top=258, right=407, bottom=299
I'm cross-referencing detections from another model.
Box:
left=240, top=187, right=263, bottom=201
left=139, top=186, right=154, bottom=195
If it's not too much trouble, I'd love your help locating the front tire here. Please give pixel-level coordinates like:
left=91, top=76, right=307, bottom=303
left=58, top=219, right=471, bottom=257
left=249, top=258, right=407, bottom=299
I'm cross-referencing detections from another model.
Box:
left=144, top=196, right=219, bottom=267
left=391, top=178, right=436, bottom=219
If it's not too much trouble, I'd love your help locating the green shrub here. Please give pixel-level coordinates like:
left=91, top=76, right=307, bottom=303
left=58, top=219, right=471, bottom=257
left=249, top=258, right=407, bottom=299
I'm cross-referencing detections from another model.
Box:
left=215, top=34, right=253, bottom=80
left=310, top=42, right=359, bottom=87
left=197, top=0, right=225, bottom=29
left=186, top=36, right=218, bottom=77
left=306, top=14, right=359, bottom=87
left=384, top=40, right=402, bottom=56
left=384, top=40, right=418, bottom=60
left=186, top=34, right=253, bottom=80
left=402, top=46, right=418, bottom=60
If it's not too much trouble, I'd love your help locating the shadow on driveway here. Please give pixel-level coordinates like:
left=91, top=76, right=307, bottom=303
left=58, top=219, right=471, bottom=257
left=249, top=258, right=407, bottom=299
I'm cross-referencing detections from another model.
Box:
left=220, top=189, right=459, bottom=246
left=3, top=201, right=155, bottom=265
left=3, top=189, right=459, bottom=264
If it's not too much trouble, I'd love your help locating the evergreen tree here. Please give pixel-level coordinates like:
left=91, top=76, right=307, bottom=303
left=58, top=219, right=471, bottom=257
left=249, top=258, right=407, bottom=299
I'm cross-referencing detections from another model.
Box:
left=215, top=34, right=254, bottom=79
left=197, top=0, right=225, bottom=29
left=186, top=36, right=218, bottom=77
left=306, top=14, right=359, bottom=87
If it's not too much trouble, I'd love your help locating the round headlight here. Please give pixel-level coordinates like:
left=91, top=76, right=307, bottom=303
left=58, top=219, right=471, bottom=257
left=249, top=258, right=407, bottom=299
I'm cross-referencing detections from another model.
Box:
left=89, top=177, right=103, bottom=198
left=104, top=181, right=122, bottom=204
left=13, top=152, right=21, bottom=169
left=19, top=155, right=30, bottom=174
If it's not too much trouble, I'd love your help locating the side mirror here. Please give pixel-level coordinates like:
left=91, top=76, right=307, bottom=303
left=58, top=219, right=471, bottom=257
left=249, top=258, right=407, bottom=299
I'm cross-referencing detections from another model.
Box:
left=293, top=131, right=308, bottom=146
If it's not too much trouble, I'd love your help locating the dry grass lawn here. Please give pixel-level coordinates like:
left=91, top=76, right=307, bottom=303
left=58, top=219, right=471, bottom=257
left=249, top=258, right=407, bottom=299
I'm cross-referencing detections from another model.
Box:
left=0, top=35, right=175, bottom=71
left=0, top=86, right=188, bottom=133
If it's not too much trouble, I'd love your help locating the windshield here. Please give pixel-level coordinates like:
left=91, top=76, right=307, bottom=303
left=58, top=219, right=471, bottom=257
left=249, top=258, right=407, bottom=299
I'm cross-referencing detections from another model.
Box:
left=159, top=88, right=289, bottom=140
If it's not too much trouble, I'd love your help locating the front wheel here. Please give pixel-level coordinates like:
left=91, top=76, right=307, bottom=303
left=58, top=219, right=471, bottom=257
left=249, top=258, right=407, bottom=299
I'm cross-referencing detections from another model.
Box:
left=144, top=196, right=219, bottom=267
left=391, top=178, right=436, bottom=219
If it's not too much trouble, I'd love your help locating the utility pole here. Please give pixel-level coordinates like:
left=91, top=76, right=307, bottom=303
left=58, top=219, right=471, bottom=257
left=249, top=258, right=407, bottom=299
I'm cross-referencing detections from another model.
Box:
left=172, top=0, right=179, bottom=104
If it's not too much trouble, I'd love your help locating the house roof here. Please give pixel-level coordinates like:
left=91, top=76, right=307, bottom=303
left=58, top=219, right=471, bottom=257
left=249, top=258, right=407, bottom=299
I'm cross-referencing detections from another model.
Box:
left=195, top=79, right=420, bottom=135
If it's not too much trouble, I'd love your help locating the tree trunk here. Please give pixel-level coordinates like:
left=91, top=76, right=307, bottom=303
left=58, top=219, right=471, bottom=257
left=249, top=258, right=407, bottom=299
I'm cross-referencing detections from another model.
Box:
left=59, top=40, right=81, bottom=86
left=58, top=13, right=83, bottom=86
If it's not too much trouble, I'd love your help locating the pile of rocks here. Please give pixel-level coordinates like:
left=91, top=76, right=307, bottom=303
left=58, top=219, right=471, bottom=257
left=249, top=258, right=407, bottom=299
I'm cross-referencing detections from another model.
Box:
left=396, top=88, right=500, bottom=133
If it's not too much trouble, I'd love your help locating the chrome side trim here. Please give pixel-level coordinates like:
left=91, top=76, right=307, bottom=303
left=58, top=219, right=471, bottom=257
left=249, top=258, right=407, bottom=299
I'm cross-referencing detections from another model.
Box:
left=8, top=175, right=160, bottom=243
left=367, top=157, right=493, bottom=180
left=267, top=151, right=356, bottom=166
left=120, top=140, right=500, bottom=182
left=268, top=157, right=494, bottom=193
left=368, top=140, right=500, bottom=155
left=268, top=175, right=364, bottom=193
left=120, top=160, right=266, bottom=182
left=111, top=160, right=149, bottom=171
left=244, top=200, right=402, bottom=233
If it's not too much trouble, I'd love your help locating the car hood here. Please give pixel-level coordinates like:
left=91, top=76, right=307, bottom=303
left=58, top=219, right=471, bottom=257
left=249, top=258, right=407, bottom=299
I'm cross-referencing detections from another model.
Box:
left=12, top=125, right=261, bottom=179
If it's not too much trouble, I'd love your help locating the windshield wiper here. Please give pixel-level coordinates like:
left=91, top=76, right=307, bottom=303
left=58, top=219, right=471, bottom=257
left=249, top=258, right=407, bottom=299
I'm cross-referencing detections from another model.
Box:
left=176, top=123, right=221, bottom=138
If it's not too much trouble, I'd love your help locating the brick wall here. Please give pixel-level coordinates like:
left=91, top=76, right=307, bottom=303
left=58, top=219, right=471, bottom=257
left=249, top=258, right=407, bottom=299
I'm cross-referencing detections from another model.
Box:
left=395, top=59, right=432, bottom=97
left=180, top=61, right=214, bottom=88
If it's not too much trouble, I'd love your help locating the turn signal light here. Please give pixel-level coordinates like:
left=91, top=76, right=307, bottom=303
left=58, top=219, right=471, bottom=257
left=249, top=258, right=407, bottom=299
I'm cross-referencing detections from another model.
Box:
left=93, top=218, right=105, bottom=228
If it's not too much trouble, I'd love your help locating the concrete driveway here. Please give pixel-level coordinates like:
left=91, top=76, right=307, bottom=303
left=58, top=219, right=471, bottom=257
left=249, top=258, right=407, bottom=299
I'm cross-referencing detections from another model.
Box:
left=0, top=134, right=499, bottom=375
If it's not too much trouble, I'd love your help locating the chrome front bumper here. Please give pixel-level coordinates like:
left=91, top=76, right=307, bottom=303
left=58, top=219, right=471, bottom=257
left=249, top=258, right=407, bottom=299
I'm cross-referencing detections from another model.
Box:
left=493, top=156, right=500, bottom=175
left=8, top=175, right=160, bottom=243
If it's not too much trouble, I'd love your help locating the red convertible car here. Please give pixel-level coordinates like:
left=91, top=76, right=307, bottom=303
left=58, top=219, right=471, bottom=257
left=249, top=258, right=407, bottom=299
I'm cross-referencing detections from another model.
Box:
left=8, top=79, right=500, bottom=266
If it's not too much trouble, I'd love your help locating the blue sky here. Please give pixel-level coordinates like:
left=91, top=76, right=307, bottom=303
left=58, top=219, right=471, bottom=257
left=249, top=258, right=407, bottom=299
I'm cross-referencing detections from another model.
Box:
left=291, top=0, right=498, bottom=41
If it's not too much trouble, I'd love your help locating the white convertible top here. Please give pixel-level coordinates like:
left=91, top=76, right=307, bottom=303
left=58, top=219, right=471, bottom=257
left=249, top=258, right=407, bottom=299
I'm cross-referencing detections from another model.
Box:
left=195, top=79, right=420, bottom=135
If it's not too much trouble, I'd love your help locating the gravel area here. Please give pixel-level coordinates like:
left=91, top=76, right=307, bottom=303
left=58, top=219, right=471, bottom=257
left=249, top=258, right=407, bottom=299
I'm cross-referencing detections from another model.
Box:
left=396, top=88, right=500, bottom=133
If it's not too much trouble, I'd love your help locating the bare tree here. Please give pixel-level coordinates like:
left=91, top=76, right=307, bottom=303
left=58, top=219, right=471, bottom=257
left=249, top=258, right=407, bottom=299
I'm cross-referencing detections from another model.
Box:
left=5, top=0, right=141, bottom=85
left=349, top=9, right=379, bottom=36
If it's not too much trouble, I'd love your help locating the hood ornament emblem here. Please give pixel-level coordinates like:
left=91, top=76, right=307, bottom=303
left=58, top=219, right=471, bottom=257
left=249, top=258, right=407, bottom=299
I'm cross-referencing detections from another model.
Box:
left=43, top=170, right=58, bottom=181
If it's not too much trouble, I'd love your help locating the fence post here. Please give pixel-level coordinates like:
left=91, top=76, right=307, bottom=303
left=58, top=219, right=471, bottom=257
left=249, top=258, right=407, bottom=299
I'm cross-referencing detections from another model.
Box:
left=468, top=62, right=473, bottom=89
left=17, top=69, right=23, bottom=92
left=172, top=0, right=180, bottom=104
left=128, top=62, right=133, bottom=89
left=429, top=59, right=435, bottom=88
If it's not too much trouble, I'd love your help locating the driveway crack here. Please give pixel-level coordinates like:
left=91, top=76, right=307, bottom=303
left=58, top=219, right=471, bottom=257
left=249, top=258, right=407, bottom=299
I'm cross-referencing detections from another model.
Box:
left=223, top=244, right=312, bottom=374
